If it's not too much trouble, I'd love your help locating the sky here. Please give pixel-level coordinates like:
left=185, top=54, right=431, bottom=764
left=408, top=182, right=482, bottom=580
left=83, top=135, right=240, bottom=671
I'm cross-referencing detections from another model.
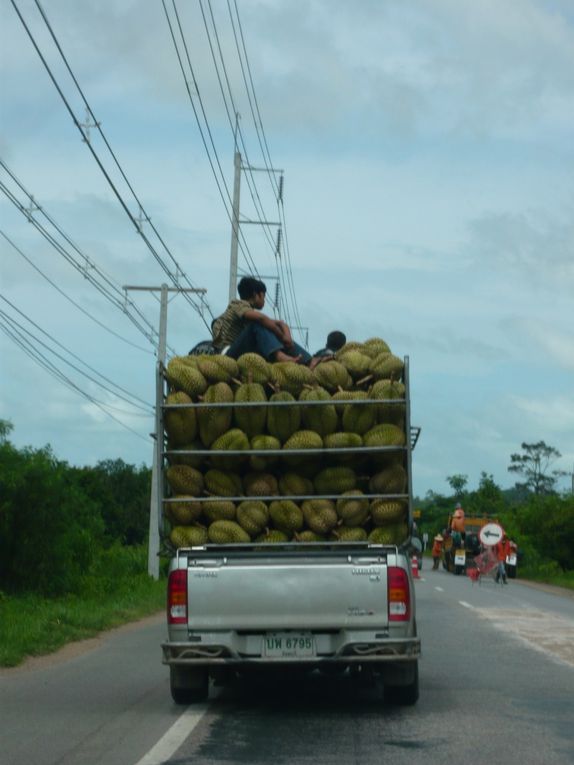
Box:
left=1, top=0, right=573, bottom=497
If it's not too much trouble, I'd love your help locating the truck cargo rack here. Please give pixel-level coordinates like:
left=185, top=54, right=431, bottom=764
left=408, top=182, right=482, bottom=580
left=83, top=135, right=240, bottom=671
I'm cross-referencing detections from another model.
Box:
left=155, top=355, right=420, bottom=551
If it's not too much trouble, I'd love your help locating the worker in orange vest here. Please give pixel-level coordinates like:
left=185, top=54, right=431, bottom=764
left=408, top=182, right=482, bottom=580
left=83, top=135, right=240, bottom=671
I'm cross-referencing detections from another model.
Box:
left=431, top=535, right=444, bottom=570
left=495, top=535, right=512, bottom=584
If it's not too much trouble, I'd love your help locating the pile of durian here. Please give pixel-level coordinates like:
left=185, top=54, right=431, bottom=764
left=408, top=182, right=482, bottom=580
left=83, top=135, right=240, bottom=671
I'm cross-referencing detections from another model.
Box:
left=162, top=338, right=410, bottom=548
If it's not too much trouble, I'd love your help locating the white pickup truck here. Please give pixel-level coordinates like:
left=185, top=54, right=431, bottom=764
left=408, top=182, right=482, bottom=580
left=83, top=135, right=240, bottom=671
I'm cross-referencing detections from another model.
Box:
left=157, top=351, right=422, bottom=705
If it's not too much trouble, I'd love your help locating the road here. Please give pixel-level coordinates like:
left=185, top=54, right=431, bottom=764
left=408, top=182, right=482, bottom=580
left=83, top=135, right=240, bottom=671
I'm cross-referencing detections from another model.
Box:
left=1, top=570, right=573, bottom=765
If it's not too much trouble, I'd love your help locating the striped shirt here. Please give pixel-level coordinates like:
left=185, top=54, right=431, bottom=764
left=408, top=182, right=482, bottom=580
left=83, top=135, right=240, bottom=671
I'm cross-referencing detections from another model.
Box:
left=212, top=299, right=253, bottom=349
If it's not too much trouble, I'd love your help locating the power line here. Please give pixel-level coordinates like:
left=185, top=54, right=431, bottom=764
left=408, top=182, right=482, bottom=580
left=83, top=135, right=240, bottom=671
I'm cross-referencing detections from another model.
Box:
left=0, top=228, right=153, bottom=355
left=11, top=0, right=212, bottom=331
left=0, top=163, right=173, bottom=353
left=0, top=294, right=154, bottom=414
left=0, top=313, right=152, bottom=442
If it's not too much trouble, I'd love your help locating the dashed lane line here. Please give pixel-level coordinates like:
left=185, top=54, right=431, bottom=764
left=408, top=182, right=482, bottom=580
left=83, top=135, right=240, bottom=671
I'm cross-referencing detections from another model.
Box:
left=434, top=586, right=444, bottom=592
left=134, top=703, right=209, bottom=765
left=459, top=601, right=474, bottom=609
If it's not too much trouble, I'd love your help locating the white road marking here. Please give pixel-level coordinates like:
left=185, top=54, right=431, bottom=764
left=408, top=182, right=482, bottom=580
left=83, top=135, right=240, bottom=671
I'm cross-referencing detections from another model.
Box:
left=459, top=601, right=474, bottom=609
left=434, top=586, right=444, bottom=592
left=134, top=704, right=209, bottom=765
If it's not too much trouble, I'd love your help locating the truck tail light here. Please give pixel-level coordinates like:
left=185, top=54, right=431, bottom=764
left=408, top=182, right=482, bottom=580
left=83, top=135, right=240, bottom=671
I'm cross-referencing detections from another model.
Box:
left=167, top=569, right=187, bottom=625
left=387, top=566, right=411, bottom=622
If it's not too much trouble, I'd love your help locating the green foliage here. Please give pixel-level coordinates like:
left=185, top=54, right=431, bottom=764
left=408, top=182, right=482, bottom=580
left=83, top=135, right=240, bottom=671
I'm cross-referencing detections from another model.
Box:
left=508, top=440, right=567, bottom=495
left=446, top=474, right=468, bottom=497
left=71, top=459, right=151, bottom=545
left=0, top=439, right=104, bottom=596
left=508, top=494, right=574, bottom=572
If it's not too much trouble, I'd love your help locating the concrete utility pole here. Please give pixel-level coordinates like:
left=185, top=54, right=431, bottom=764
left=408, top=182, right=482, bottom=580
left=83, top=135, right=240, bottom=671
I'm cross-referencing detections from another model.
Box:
left=123, top=284, right=207, bottom=580
left=227, top=116, right=283, bottom=300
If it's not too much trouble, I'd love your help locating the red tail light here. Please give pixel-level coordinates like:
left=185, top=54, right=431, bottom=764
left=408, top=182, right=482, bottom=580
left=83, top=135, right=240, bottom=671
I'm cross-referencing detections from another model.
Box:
left=167, top=569, right=187, bottom=625
left=387, top=566, right=411, bottom=622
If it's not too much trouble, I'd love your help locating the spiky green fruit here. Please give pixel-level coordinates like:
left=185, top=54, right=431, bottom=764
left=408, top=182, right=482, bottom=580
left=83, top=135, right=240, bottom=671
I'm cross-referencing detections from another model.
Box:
left=370, top=379, right=406, bottom=425
left=278, top=472, right=314, bottom=498
left=243, top=472, right=279, bottom=497
left=166, top=465, right=204, bottom=496
left=336, top=490, right=369, bottom=527
left=312, top=360, right=352, bottom=391
left=283, top=430, right=323, bottom=454
left=362, top=338, right=391, bottom=358
left=169, top=524, right=208, bottom=547
left=270, top=362, right=313, bottom=395
left=335, top=341, right=364, bottom=358
left=337, top=350, right=371, bottom=379
left=370, top=500, right=407, bottom=526
left=164, top=391, right=197, bottom=446
left=166, top=358, right=208, bottom=398
left=331, top=389, right=365, bottom=414
left=369, top=353, right=404, bottom=381
left=167, top=441, right=204, bottom=470
left=255, top=529, right=289, bottom=543
left=203, top=500, right=236, bottom=523
left=313, top=466, right=357, bottom=495
left=269, top=500, right=304, bottom=533
left=208, top=520, right=251, bottom=544
left=237, top=353, right=271, bottom=385
left=368, top=523, right=408, bottom=545
left=267, top=391, right=301, bottom=443
left=330, top=527, right=368, bottom=542
left=198, top=382, right=234, bottom=446
left=165, top=496, right=202, bottom=525
left=341, top=392, right=376, bottom=435
left=250, top=434, right=281, bottom=471
left=234, top=382, right=267, bottom=437
left=300, top=387, right=338, bottom=437
left=295, top=530, right=326, bottom=542
left=369, top=465, right=407, bottom=495
left=301, top=499, right=338, bottom=534
left=195, top=354, right=239, bottom=383
left=363, top=423, right=406, bottom=448
left=204, top=469, right=242, bottom=497
left=210, top=428, right=249, bottom=469
left=237, top=500, right=269, bottom=536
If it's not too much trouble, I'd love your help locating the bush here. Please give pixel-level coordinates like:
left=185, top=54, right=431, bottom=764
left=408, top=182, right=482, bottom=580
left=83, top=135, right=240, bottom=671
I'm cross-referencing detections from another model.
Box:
left=0, top=440, right=104, bottom=595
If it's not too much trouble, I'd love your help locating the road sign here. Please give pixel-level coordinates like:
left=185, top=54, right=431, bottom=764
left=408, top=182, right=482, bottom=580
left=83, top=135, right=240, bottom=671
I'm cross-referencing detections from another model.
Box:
left=479, top=522, right=504, bottom=547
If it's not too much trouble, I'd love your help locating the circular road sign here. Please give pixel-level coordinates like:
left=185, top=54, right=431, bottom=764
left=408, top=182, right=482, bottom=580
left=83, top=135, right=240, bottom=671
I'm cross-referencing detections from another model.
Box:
left=479, top=522, right=504, bottom=547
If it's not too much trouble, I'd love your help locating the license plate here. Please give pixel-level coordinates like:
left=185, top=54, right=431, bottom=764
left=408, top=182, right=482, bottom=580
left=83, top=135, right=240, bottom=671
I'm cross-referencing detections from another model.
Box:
left=263, top=632, right=315, bottom=658
left=455, top=551, right=466, bottom=565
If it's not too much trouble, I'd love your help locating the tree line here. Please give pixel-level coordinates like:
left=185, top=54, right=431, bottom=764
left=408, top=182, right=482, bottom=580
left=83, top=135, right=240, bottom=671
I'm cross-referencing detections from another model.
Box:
left=415, top=442, right=573, bottom=573
left=0, top=420, right=152, bottom=596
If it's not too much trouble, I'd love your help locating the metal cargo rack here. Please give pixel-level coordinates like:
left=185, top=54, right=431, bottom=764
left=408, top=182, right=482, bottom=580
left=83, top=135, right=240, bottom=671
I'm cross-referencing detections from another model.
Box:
left=154, top=356, right=420, bottom=552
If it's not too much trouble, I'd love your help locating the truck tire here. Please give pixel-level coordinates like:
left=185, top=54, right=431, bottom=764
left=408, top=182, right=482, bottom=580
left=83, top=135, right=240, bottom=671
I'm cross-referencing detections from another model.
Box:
left=384, top=663, right=419, bottom=706
left=170, top=665, right=209, bottom=704
left=454, top=565, right=463, bottom=576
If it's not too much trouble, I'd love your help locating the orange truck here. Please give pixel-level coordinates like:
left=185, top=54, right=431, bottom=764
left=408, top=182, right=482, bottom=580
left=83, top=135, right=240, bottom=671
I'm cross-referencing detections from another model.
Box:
left=442, top=515, right=491, bottom=575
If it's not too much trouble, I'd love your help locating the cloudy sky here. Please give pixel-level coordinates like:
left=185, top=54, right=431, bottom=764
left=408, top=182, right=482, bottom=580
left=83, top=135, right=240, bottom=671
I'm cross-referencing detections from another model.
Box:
left=1, top=0, right=573, bottom=496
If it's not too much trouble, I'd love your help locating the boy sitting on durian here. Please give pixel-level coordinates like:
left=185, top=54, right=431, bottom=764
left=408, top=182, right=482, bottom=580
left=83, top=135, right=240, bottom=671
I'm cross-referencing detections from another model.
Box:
left=212, top=276, right=313, bottom=364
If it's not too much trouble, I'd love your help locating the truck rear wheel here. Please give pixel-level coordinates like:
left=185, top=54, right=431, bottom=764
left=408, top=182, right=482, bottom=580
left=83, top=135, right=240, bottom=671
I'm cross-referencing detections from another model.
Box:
left=384, top=663, right=419, bottom=706
left=170, top=665, right=209, bottom=704
left=454, top=565, right=463, bottom=575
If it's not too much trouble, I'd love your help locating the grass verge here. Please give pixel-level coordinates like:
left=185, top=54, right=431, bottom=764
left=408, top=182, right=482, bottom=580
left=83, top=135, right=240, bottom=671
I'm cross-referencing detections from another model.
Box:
left=0, top=543, right=167, bottom=668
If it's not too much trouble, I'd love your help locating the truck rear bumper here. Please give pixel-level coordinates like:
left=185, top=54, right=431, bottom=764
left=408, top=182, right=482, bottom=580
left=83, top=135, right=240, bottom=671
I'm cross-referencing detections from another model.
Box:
left=162, top=633, right=421, bottom=667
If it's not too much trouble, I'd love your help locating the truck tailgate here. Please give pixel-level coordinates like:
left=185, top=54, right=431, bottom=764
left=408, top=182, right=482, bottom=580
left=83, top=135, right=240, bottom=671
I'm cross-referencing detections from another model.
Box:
left=187, top=551, right=388, bottom=631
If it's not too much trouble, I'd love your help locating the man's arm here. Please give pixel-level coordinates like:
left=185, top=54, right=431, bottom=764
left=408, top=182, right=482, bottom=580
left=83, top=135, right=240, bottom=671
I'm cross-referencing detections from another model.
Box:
left=243, top=309, right=291, bottom=345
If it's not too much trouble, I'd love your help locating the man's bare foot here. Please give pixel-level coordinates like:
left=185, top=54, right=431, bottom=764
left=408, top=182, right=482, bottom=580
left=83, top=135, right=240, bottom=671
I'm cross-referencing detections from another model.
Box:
left=275, top=350, right=302, bottom=363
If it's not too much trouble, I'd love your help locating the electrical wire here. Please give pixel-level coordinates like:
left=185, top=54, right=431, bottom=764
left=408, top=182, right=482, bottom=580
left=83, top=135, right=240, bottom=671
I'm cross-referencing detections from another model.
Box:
left=11, top=0, right=212, bottom=332
left=0, top=295, right=154, bottom=414
left=0, top=228, right=153, bottom=355
left=0, top=314, right=152, bottom=442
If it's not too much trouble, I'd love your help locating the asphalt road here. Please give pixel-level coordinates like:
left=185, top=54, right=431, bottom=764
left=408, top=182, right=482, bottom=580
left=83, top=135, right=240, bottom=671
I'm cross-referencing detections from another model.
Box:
left=1, top=570, right=573, bottom=765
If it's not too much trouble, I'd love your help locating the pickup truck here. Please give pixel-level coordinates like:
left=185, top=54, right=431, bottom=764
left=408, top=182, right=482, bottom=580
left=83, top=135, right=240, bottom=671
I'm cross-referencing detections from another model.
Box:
left=157, top=348, right=421, bottom=705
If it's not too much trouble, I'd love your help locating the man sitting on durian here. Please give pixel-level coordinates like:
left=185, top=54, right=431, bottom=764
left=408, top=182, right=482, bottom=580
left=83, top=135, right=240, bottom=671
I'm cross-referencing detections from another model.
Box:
left=212, top=276, right=313, bottom=364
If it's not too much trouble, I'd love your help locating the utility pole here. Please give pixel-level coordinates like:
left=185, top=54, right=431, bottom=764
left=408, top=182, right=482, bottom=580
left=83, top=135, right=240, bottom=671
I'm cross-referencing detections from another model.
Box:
left=227, top=114, right=283, bottom=301
left=123, top=284, right=207, bottom=580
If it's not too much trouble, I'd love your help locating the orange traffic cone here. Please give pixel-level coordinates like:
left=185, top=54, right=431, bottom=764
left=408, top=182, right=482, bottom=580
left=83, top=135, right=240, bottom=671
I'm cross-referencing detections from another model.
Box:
left=411, top=556, right=420, bottom=579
